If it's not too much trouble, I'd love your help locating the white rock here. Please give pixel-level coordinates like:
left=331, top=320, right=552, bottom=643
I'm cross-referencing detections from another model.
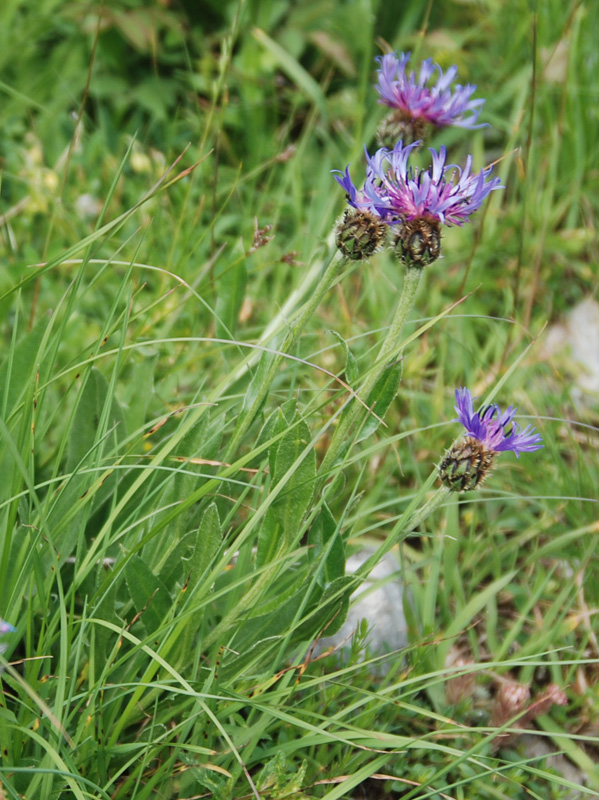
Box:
left=319, top=548, right=408, bottom=666
left=542, top=297, right=599, bottom=395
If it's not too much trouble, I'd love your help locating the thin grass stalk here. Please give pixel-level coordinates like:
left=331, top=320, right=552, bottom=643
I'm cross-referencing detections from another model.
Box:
left=319, top=263, right=423, bottom=479
left=225, top=249, right=347, bottom=459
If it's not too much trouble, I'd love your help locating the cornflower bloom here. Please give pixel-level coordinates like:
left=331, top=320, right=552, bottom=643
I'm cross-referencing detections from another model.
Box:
left=375, top=51, right=486, bottom=146
left=333, top=141, right=501, bottom=266
left=439, top=387, right=543, bottom=492
left=0, top=618, right=15, bottom=661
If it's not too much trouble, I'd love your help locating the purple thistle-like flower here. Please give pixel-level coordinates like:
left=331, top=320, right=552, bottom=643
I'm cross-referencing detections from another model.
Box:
left=0, top=619, right=15, bottom=635
left=440, top=388, right=543, bottom=492
left=333, top=141, right=502, bottom=228
left=375, top=52, right=486, bottom=130
left=454, top=387, right=543, bottom=457
left=0, top=618, right=15, bottom=658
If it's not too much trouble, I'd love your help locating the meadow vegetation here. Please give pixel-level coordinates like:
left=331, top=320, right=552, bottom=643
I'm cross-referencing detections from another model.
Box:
left=0, top=0, right=598, bottom=798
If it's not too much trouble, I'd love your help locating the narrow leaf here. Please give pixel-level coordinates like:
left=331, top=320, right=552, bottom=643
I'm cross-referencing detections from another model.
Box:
left=124, top=554, right=172, bottom=635
left=188, top=502, right=222, bottom=586
left=308, top=503, right=345, bottom=583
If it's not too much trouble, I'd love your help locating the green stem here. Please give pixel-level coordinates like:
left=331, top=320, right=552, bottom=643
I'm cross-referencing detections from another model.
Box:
left=355, top=475, right=449, bottom=581
left=225, top=250, right=347, bottom=459
left=319, top=264, right=424, bottom=478
left=404, top=485, right=451, bottom=531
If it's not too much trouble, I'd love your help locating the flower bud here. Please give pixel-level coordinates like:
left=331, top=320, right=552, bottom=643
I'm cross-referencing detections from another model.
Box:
left=439, top=435, right=496, bottom=492
left=335, top=209, right=387, bottom=260
left=395, top=218, right=441, bottom=267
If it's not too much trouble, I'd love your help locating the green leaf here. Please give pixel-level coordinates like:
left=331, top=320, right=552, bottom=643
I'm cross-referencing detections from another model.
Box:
left=124, top=554, right=172, bottom=635
left=258, top=751, right=308, bottom=798
left=357, top=359, right=402, bottom=442
left=256, top=506, right=281, bottom=571
left=308, top=503, right=345, bottom=584
left=257, top=416, right=316, bottom=566
left=242, top=346, right=278, bottom=422
left=329, top=330, right=358, bottom=385
left=67, top=368, right=126, bottom=470
left=218, top=636, right=282, bottom=684
left=192, top=767, right=231, bottom=800
left=271, top=417, right=315, bottom=521
left=122, top=348, right=157, bottom=435
left=93, top=569, right=121, bottom=663
left=263, top=408, right=290, bottom=478
left=295, top=575, right=353, bottom=640
left=145, top=415, right=210, bottom=565
left=215, top=254, right=247, bottom=339
left=188, top=502, right=221, bottom=586
left=0, top=313, right=47, bottom=415
left=157, top=529, right=196, bottom=587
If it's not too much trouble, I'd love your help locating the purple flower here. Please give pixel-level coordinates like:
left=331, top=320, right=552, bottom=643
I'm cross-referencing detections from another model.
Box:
left=333, top=141, right=502, bottom=228
left=0, top=619, right=15, bottom=635
left=454, top=387, right=543, bottom=457
left=375, top=52, right=486, bottom=130
left=0, top=618, right=15, bottom=658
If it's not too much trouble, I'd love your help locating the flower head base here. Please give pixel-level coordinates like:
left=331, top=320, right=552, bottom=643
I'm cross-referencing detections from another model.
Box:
left=333, top=142, right=501, bottom=265
left=395, top=217, right=441, bottom=267
left=335, top=208, right=388, bottom=260
left=439, top=388, right=543, bottom=492
left=440, top=436, right=497, bottom=492
left=377, top=109, right=429, bottom=149
left=375, top=52, right=486, bottom=146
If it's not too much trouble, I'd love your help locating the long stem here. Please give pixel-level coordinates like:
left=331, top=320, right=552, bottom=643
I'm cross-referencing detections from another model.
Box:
left=355, top=476, right=450, bottom=581
left=225, top=250, right=347, bottom=459
left=319, top=263, right=423, bottom=478
left=404, top=485, right=451, bottom=532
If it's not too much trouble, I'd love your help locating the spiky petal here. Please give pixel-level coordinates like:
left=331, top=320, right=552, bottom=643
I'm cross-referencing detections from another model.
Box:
left=375, top=52, right=486, bottom=130
left=453, top=387, right=544, bottom=457
left=333, top=141, right=502, bottom=229
left=440, top=388, right=543, bottom=493
left=0, top=618, right=15, bottom=658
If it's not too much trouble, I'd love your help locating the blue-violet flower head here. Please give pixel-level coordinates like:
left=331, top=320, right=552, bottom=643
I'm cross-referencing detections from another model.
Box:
left=334, top=141, right=502, bottom=228
left=454, top=387, right=543, bottom=457
left=440, top=388, right=542, bottom=492
left=375, top=51, right=486, bottom=131
left=333, top=142, right=502, bottom=266
left=0, top=618, right=15, bottom=658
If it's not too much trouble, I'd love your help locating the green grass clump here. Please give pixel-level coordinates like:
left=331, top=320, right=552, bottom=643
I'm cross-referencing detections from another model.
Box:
left=1, top=1, right=598, bottom=798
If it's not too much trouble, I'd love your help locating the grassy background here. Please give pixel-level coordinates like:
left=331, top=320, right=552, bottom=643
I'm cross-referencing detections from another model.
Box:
left=1, top=0, right=598, bottom=798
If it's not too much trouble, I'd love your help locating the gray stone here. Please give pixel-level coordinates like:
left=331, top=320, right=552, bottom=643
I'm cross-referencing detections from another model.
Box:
left=542, top=297, right=599, bottom=397
left=319, top=547, right=408, bottom=666
left=519, top=734, right=588, bottom=799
